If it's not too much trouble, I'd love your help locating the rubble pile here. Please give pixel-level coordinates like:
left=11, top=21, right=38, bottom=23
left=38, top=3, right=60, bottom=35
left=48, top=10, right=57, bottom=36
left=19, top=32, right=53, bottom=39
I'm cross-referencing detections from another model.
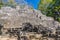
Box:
left=0, top=5, right=60, bottom=40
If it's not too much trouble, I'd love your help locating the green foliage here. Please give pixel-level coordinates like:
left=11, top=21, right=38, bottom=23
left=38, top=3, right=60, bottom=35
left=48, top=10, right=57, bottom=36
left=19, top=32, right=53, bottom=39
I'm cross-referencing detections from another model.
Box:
left=0, top=0, right=3, bottom=8
left=8, top=0, right=17, bottom=6
left=0, top=0, right=17, bottom=9
left=38, top=0, right=60, bottom=22
left=0, top=4, right=3, bottom=9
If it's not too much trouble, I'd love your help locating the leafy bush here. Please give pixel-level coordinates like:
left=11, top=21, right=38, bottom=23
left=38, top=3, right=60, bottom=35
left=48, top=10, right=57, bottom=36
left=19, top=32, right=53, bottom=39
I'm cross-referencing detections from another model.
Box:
left=38, top=0, right=60, bottom=22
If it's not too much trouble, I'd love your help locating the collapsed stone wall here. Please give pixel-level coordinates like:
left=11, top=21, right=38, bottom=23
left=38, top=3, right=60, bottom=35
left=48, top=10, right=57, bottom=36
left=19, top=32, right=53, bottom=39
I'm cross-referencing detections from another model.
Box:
left=0, top=5, right=60, bottom=29
left=0, top=22, right=59, bottom=40
left=0, top=5, right=60, bottom=40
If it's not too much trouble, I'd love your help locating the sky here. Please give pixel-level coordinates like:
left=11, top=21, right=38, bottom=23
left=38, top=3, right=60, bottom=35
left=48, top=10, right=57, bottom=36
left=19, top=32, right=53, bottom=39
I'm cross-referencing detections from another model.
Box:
left=15, top=0, right=40, bottom=9
left=3, top=0, right=40, bottom=9
left=25, top=0, right=40, bottom=9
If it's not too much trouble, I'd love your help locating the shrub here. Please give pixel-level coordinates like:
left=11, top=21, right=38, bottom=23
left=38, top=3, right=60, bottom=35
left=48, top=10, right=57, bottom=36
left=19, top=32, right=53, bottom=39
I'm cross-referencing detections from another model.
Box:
left=38, top=0, right=60, bottom=22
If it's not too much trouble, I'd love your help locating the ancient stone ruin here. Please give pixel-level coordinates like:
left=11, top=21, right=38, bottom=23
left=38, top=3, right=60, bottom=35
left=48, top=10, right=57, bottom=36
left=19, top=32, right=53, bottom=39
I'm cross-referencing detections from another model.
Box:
left=0, top=5, right=60, bottom=40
